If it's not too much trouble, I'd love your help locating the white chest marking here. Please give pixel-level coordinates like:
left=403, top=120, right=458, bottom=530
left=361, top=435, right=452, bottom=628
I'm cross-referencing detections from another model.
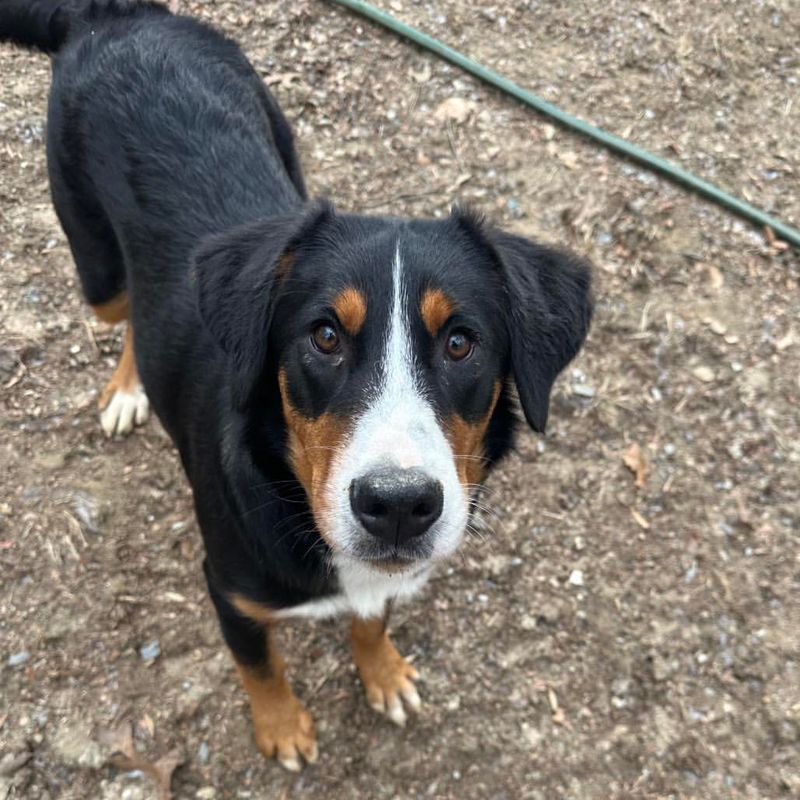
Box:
left=272, top=556, right=433, bottom=620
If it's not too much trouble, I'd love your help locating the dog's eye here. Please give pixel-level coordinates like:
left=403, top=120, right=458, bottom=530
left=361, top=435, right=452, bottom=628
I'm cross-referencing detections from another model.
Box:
left=311, top=323, right=340, bottom=354
left=446, top=330, right=474, bottom=361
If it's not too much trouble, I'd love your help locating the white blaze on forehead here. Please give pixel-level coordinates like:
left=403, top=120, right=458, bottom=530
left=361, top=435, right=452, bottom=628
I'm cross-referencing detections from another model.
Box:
left=323, top=241, right=468, bottom=568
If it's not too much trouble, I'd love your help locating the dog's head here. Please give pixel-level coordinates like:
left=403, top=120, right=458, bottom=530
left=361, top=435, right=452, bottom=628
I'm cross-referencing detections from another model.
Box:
left=195, top=202, right=592, bottom=570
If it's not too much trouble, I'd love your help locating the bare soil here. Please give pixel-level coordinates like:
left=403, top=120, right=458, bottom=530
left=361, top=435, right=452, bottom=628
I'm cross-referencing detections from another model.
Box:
left=1, top=1, right=799, bottom=798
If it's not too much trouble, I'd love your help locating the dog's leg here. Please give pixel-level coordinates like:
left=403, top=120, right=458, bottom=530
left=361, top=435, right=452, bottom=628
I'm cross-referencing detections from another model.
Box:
left=351, top=610, right=421, bottom=727
left=207, top=580, right=317, bottom=771
left=235, top=638, right=318, bottom=772
left=91, top=292, right=149, bottom=437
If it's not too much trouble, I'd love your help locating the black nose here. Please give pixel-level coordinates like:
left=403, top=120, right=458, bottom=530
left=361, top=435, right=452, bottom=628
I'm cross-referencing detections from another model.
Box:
left=349, top=468, right=444, bottom=545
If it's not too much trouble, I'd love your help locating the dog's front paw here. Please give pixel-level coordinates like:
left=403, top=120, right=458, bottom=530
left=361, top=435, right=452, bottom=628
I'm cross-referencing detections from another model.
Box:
left=252, top=694, right=318, bottom=772
left=99, top=383, right=149, bottom=437
left=353, top=629, right=421, bottom=727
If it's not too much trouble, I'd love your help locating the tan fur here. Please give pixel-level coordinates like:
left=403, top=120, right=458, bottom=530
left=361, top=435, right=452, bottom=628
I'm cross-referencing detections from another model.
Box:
left=420, top=287, right=455, bottom=337
left=234, top=632, right=316, bottom=767
left=230, top=593, right=274, bottom=626
left=278, top=369, right=348, bottom=539
left=91, top=291, right=129, bottom=324
left=98, top=326, right=141, bottom=410
left=332, top=287, right=367, bottom=336
left=351, top=616, right=419, bottom=715
left=445, top=380, right=502, bottom=485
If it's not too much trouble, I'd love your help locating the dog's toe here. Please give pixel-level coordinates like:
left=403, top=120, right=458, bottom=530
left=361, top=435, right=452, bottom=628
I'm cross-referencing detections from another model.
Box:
left=99, top=385, right=150, bottom=437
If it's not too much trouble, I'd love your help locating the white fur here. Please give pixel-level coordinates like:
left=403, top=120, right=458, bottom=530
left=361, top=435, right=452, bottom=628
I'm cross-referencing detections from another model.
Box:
left=272, top=556, right=432, bottom=620
left=100, top=385, right=149, bottom=437
left=307, top=241, right=468, bottom=613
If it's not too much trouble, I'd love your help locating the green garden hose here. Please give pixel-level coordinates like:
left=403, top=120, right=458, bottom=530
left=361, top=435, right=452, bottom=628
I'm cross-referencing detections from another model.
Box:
left=327, top=0, right=800, bottom=250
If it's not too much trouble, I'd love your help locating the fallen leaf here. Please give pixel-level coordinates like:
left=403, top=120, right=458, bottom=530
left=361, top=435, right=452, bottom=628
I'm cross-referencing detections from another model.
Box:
left=433, top=97, right=476, bottom=124
left=409, top=63, right=431, bottom=83
left=138, top=713, right=155, bottom=738
left=622, top=442, right=648, bottom=488
left=100, top=722, right=182, bottom=800
left=704, top=264, right=724, bottom=290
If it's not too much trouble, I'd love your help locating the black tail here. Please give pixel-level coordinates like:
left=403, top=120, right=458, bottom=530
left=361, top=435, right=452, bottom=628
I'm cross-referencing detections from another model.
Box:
left=0, top=0, right=168, bottom=54
left=0, top=0, right=73, bottom=52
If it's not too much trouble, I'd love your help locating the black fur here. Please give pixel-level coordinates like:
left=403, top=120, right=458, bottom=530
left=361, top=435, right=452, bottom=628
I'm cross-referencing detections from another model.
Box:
left=1, top=0, right=592, bottom=706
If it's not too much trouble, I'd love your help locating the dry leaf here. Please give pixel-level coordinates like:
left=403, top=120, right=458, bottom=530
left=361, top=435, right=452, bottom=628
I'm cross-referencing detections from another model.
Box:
left=622, top=442, right=647, bottom=488
left=100, top=722, right=182, bottom=800
left=704, top=264, right=724, bottom=290
left=410, top=63, right=431, bottom=83
left=138, top=713, right=155, bottom=739
left=433, top=97, right=476, bottom=124
left=630, top=508, right=651, bottom=530
left=557, top=150, right=579, bottom=170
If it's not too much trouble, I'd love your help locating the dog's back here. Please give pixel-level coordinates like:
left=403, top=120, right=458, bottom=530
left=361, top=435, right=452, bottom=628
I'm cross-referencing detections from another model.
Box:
left=1, top=0, right=307, bottom=442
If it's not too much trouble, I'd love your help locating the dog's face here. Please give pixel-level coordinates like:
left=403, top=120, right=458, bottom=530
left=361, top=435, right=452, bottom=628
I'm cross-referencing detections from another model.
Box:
left=195, top=204, right=592, bottom=570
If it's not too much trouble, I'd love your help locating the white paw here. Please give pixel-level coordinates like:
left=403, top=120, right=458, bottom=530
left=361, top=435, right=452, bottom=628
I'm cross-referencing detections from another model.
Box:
left=100, top=385, right=149, bottom=437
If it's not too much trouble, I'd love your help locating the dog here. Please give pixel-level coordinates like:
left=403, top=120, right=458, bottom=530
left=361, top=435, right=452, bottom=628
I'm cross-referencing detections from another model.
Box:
left=1, top=0, right=592, bottom=771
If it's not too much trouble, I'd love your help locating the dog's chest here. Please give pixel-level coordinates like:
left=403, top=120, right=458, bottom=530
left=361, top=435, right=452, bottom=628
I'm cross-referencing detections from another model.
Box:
left=273, top=558, right=433, bottom=620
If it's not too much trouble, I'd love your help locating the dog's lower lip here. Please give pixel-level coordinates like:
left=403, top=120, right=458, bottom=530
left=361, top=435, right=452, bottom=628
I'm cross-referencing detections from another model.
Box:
left=353, top=548, right=425, bottom=570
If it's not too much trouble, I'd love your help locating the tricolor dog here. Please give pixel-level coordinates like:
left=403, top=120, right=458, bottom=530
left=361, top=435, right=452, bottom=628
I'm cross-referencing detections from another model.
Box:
left=1, top=0, right=592, bottom=770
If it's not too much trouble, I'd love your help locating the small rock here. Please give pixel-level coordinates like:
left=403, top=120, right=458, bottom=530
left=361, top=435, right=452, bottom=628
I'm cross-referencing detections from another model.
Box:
left=139, top=641, right=161, bottom=661
left=196, top=787, right=217, bottom=799
left=197, top=741, right=210, bottom=765
left=692, top=365, right=715, bottom=382
left=536, top=602, right=561, bottom=624
left=567, top=569, right=584, bottom=587
left=520, top=614, right=537, bottom=631
left=8, top=651, right=30, bottom=667
left=572, top=383, right=595, bottom=398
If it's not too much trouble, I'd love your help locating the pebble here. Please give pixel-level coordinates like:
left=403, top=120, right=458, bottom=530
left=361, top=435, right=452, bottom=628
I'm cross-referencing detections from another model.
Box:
left=567, top=569, right=584, bottom=587
left=8, top=651, right=30, bottom=667
left=692, top=365, right=715, bottom=382
left=139, top=640, right=161, bottom=661
left=572, top=383, right=595, bottom=398
left=196, top=787, right=217, bottom=799
left=197, top=741, right=210, bottom=765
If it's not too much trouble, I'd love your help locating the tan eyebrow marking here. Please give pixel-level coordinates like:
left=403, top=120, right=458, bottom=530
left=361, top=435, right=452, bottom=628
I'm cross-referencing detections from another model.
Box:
left=420, top=288, right=455, bottom=337
left=332, top=287, right=368, bottom=336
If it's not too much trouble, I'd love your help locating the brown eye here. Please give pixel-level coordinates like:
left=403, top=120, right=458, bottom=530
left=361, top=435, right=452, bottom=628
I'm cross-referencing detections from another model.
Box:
left=446, top=330, right=473, bottom=361
left=312, top=323, right=339, bottom=354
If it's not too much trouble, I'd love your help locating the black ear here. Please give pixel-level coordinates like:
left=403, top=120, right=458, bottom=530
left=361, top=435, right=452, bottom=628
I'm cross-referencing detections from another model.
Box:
left=452, top=208, right=593, bottom=432
left=193, top=201, right=333, bottom=399
left=494, top=230, right=593, bottom=432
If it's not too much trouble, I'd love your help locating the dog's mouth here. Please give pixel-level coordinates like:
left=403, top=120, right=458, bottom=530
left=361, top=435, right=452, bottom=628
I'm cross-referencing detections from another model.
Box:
left=346, top=537, right=436, bottom=572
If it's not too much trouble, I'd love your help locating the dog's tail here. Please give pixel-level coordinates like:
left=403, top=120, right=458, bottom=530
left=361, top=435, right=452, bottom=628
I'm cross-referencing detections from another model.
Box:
left=0, top=0, right=168, bottom=54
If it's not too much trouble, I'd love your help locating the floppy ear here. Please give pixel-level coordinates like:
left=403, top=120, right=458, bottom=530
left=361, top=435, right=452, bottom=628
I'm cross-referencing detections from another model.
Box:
left=193, top=202, right=332, bottom=400
left=452, top=208, right=592, bottom=432
left=492, top=230, right=593, bottom=432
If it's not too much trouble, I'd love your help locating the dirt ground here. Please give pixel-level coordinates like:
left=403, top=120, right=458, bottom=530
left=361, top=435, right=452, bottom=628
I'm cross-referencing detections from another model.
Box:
left=1, top=1, right=799, bottom=798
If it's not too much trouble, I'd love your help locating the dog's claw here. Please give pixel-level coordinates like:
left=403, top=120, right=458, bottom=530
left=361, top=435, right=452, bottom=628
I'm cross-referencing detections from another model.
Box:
left=354, top=632, right=422, bottom=726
